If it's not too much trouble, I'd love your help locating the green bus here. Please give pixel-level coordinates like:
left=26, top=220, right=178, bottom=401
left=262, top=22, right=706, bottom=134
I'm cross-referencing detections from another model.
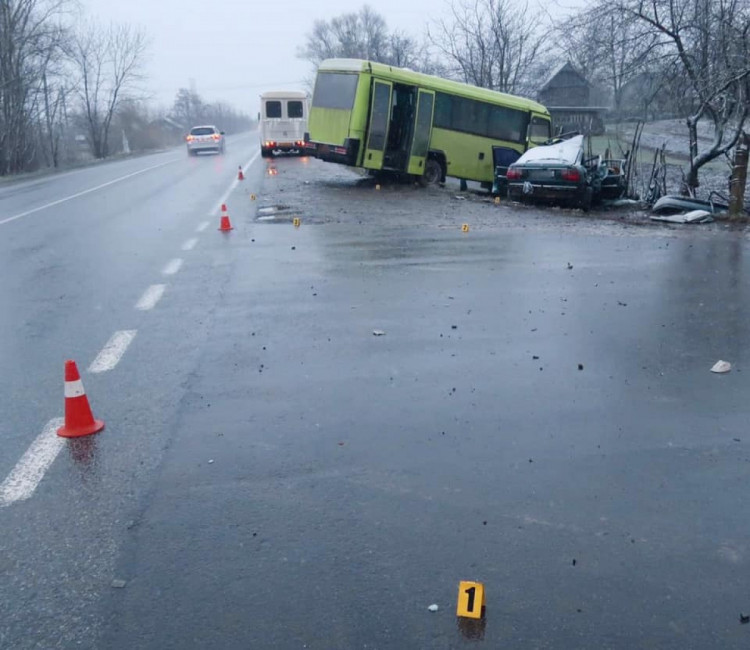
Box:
left=306, top=58, right=552, bottom=186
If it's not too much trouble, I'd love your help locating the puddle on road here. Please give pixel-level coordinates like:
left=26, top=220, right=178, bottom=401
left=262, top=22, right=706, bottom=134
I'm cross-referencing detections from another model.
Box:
left=256, top=204, right=312, bottom=224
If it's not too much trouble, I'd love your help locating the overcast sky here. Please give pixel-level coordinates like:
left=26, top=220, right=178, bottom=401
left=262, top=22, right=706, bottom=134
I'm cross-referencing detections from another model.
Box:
left=80, top=0, right=580, bottom=115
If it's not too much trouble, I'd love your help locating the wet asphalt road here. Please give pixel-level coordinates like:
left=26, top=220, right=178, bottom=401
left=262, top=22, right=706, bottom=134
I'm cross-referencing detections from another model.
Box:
left=2, top=149, right=750, bottom=649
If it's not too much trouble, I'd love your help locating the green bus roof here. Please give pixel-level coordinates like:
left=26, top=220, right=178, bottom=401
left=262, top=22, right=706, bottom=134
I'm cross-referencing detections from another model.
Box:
left=317, top=59, right=550, bottom=115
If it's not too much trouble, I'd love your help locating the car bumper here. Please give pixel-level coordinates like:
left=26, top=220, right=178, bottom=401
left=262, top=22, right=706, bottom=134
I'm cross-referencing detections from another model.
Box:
left=188, top=142, right=223, bottom=152
left=508, top=182, right=584, bottom=202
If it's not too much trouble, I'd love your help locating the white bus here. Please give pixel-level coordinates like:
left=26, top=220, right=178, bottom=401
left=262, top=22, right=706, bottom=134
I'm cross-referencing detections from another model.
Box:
left=259, top=91, right=309, bottom=157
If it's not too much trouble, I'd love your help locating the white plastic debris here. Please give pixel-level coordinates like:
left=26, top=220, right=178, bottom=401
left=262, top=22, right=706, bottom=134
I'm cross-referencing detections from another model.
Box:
left=372, top=330, right=386, bottom=336
left=111, top=579, right=127, bottom=589
left=650, top=209, right=713, bottom=224
left=711, top=360, right=732, bottom=373
left=208, top=459, right=215, bottom=464
left=428, top=604, right=439, bottom=612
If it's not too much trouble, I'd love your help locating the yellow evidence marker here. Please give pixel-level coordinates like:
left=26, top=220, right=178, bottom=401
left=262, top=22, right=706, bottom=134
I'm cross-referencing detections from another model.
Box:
left=456, top=581, right=485, bottom=619
left=293, top=217, right=301, bottom=228
left=250, top=194, right=257, bottom=201
left=461, top=223, right=470, bottom=233
left=494, top=196, right=500, bottom=204
left=375, top=184, right=381, bottom=191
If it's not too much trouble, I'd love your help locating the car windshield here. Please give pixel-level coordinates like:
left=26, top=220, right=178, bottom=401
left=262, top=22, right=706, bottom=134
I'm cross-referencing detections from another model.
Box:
left=190, top=127, right=215, bottom=136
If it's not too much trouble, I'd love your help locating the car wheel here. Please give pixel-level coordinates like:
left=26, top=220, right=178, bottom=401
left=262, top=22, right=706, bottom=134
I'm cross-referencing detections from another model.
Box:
left=419, top=158, right=443, bottom=187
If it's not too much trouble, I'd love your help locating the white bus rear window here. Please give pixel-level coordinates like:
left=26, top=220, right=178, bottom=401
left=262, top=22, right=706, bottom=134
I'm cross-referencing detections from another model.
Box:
left=266, top=101, right=282, bottom=118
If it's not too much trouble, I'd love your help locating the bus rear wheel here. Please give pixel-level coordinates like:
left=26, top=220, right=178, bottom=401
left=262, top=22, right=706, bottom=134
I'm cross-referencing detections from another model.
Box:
left=419, top=158, right=443, bottom=187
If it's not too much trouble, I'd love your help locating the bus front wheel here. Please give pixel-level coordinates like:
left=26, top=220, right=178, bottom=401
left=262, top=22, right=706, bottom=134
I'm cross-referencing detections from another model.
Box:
left=420, top=158, right=443, bottom=187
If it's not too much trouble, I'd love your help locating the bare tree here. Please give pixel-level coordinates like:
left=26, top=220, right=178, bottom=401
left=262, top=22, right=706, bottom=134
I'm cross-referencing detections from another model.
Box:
left=0, top=0, right=70, bottom=174
left=169, top=87, right=252, bottom=134
left=615, top=0, right=750, bottom=192
left=557, top=5, right=659, bottom=119
left=300, top=5, right=389, bottom=66
left=428, top=0, right=547, bottom=94
left=69, top=21, right=148, bottom=159
left=299, top=4, right=440, bottom=73
left=388, top=31, right=421, bottom=69
left=171, top=87, right=204, bottom=128
left=40, top=70, right=71, bottom=166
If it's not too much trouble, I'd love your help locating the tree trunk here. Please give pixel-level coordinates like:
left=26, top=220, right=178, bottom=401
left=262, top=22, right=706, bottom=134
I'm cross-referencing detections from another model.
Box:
left=685, top=117, right=699, bottom=194
left=728, top=132, right=749, bottom=220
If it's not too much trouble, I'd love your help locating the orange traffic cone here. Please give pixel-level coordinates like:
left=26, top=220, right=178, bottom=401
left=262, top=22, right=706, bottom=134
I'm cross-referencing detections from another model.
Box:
left=237, top=166, right=245, bottom=181
left=57, top=360, right=105, bottom=438
left=218, top=204, right=233, bottom=231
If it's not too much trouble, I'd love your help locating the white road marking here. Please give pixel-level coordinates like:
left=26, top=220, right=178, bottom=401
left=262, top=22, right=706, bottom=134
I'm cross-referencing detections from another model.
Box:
left=196, top=221, right=210, bottom=232
left=212, top=150, right=261, bottom=215
left=0, top=418, right=65, bottom=507
left=162, top=258, right=183, bottom=276
left=135, top=284, right=166, bottom=311
left=88, top=330, right=137, bottom=373
left=181, top=237, right=198, bottom=251
left=0, top=158, right=180, bottom=227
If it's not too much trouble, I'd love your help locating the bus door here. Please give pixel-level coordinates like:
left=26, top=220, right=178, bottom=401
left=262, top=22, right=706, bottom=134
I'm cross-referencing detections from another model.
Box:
left=364, top=79, right=393, bottom=170
left=407, top=89, right=435, bottom=176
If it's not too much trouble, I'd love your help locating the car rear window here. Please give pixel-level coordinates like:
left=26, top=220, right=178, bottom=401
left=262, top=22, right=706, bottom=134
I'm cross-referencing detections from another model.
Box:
left=266, top=101, right=282, bottom=118
left=190, top=127, right=215, bottom=136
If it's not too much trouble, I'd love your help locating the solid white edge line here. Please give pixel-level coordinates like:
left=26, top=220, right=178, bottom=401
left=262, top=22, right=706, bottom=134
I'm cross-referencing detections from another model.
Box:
left=0, top=418, right=65, bottom=507
left=0, top=158, right=180, bottom=227
left=88, top=330, right=138, bottom=374
left=181, top=237, right=198, bottom=251
left=162, top=258, right=183, bottom=276
left=212, top=150, right=261, bottom=216
left=135, top=284, right=166, bottom=311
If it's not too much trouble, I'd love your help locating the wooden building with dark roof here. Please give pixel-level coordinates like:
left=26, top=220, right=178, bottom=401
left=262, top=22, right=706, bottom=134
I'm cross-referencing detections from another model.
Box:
left=537, top=62, right=609, bottom=136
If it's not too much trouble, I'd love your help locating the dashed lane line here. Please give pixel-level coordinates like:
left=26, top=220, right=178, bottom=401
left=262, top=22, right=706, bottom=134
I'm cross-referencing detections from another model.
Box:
left=212, top=150, right=261, bottom=216
left=162, top=258, right=183, bottom=276
left=135, top=284, right=166, bottom=311
left=0, top=418, right=65, bottom=507
left=88, top=330, right=138, bottom=374
left=0, top=144, right=262, bottom=509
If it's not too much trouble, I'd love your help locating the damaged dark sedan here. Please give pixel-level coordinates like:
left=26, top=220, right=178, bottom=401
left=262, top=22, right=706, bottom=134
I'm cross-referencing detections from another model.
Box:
left=504, top=135, right=626, bottom=211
